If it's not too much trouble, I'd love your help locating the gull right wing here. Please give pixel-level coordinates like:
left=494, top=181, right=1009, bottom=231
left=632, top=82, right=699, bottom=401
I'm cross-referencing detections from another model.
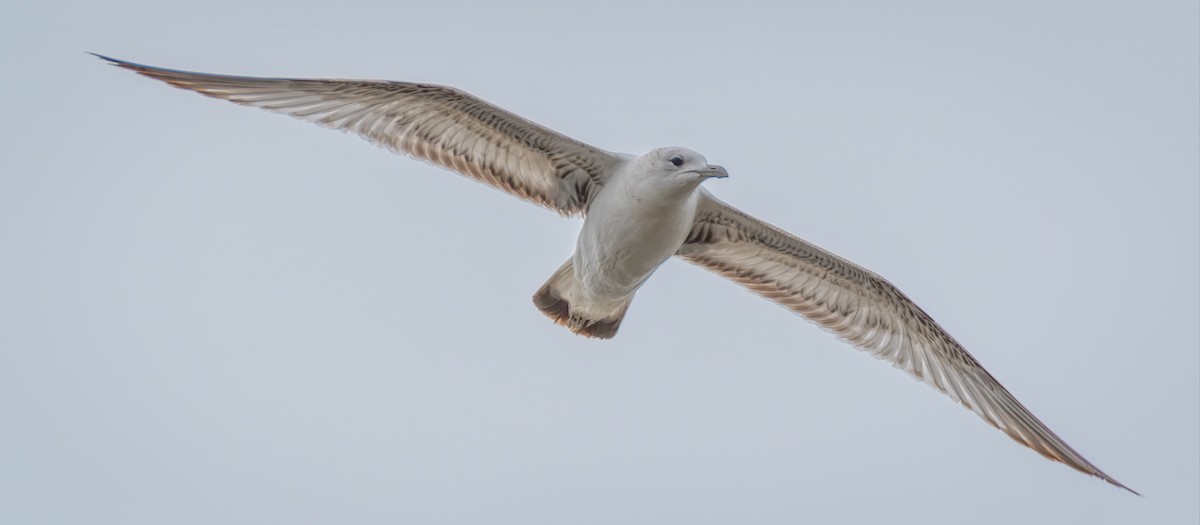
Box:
left=94, top=54, right=624, bottom=217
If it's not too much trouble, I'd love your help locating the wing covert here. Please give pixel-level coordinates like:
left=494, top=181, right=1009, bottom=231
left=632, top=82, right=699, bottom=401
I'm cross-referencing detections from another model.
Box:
left=678, top=191, right=1135, bottom=494
left=96, top=54, right=622, bottom=216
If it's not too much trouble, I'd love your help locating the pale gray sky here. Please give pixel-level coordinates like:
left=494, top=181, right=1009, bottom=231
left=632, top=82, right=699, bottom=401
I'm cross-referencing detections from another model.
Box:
left=2, top=1, right=1197, bottom=523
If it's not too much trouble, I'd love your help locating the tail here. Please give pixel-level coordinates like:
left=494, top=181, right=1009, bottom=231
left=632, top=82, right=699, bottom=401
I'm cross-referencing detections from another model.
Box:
left=532, top=260, right=632, bottom=339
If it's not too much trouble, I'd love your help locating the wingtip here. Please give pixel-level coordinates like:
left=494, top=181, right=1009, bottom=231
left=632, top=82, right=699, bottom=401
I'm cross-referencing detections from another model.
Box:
left=1090, top=468, right=1139, bottom=496
left=1110, top=479, right=1141, bottom=497
left=88, top=52, right=121, bottom=64
left=89, top=53, right=152, bottom=73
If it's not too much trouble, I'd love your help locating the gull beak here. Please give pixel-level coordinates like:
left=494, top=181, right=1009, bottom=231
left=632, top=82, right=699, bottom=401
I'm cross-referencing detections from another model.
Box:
left=694, top=164, right=729, bottom=180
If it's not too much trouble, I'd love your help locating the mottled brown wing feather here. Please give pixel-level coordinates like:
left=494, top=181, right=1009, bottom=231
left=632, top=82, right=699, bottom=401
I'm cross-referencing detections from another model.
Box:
left=678, top=190, right=1135, bottom=494
left=95, top=54, right=622, bottom=216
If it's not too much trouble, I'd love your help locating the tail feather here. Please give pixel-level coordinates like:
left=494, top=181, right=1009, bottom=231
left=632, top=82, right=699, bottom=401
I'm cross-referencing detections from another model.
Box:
left=532, top=260, right=631, bottom=339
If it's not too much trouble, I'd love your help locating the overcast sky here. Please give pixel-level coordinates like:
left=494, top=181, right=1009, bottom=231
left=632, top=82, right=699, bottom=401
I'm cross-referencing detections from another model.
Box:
left=2, top=1, right=1197, bottom=523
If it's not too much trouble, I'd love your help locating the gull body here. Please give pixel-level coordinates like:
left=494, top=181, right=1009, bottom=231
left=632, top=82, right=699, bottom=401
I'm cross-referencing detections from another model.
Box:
left=537, top=149, right=727, bottom=337
left=93, top=54, right=1136, bottom=494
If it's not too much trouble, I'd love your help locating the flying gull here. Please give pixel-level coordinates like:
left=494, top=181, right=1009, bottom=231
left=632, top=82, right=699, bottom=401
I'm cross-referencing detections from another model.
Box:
left=94, top=54, right=1135, bottom=494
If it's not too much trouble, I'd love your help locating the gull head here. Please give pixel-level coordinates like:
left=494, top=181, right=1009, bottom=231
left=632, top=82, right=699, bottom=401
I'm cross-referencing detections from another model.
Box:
left=632, top=147, right=729, bottom=190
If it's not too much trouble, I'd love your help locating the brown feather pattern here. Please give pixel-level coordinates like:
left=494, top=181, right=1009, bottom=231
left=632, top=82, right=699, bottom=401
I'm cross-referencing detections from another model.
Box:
left=94, top=54, right=620, bottom=216
left=678, top=192, right=1136, bottom=494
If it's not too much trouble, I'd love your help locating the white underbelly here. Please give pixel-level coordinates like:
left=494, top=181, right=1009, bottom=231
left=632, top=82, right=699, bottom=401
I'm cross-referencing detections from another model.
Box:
left=574, top=193, right=697, bottom=300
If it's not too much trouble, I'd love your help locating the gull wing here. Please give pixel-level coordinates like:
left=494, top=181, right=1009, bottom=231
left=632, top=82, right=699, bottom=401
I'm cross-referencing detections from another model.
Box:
left=677, top=190, right=1135, bottom=494
left=95, top=54, right=623, bottom=216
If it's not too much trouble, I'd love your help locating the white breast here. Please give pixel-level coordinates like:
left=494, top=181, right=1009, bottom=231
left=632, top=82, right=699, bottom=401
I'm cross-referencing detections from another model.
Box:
left=573, top=172, right=700, bottom=300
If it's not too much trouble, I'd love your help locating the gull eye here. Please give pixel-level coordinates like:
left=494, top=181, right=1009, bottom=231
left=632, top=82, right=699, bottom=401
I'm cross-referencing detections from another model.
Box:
left=670, top=155, right=684, bottom=167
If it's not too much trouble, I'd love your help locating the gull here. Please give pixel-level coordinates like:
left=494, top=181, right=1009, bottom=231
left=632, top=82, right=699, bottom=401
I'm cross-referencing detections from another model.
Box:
left=94, top=54, right=1135, bottom=494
